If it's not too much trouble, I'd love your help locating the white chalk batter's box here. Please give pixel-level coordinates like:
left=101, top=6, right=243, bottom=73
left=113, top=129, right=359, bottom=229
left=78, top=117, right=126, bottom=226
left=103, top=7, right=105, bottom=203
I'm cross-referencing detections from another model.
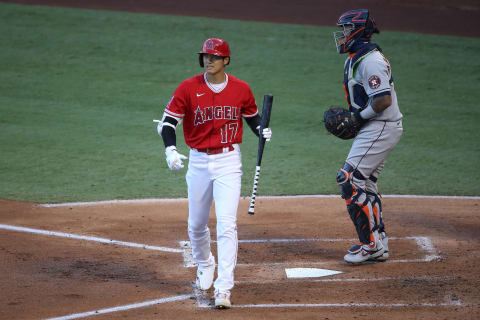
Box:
left=179, top=236, right=441, bottom=268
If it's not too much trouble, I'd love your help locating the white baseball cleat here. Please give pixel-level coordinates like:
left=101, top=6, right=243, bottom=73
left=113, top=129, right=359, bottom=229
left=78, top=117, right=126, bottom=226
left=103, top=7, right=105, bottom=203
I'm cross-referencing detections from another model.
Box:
left=214, top=290, right=231, bottom=309
left=347, top=232, right=390, bottom=262
left=375, top=232, right=389, bottom=262
left=344, top=241, right=385, bottom=264
left=195, top=256, right=215, bottom=291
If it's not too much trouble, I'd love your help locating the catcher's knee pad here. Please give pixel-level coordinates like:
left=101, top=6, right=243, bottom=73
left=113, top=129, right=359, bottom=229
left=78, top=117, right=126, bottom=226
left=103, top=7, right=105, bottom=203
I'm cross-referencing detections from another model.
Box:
left=336, top=163, right=354, bottom=201
left=336, top=163, right=366, bottom=203
left=347, top=196, right=378, bottom=246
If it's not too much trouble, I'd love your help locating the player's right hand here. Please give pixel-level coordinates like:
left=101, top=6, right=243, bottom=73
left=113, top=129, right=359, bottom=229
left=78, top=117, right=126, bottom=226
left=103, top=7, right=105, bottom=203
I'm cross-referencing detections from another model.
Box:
left=165, top=146, right=188, bottom=171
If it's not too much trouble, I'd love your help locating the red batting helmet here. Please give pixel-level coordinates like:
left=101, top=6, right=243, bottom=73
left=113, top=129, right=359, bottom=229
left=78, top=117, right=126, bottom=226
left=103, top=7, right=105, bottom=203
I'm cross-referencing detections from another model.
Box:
left=198, top=38, right=231, bottom=67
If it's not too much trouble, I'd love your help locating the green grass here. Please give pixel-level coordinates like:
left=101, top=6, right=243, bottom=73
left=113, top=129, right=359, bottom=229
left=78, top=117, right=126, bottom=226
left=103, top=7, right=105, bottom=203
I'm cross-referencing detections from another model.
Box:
left=1, top=3, right=479, bottom=202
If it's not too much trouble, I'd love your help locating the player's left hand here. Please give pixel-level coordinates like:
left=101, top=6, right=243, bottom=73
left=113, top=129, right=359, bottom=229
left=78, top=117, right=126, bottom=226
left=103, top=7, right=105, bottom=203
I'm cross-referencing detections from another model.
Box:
left=256, top=126, right=272, bottom=142
left=324, top=107, right=364, bottom=140
left=262, top=128, right=272, bottom=142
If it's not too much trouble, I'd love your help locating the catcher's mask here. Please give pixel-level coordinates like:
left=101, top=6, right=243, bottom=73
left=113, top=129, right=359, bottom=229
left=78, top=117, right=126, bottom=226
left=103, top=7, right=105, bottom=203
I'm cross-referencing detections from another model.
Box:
left=333, top=9, right=379, bottom=54
left=198, top=38, right=231, bottom=67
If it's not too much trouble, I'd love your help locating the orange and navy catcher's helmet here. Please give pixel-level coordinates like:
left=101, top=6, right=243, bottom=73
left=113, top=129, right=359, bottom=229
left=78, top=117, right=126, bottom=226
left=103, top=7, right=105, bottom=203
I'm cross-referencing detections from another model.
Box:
left=334, top=9, right=379, bottom=54
left=198, top=38, right=231, bottom=67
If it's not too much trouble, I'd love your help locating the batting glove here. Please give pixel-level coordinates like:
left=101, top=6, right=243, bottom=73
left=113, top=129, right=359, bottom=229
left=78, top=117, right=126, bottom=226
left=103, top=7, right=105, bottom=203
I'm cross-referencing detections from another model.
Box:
left=263, top=128, right=272, bottom=141
left=256, top=126, right=272, bottom=142
left=165, top=146, right=188, bottom=171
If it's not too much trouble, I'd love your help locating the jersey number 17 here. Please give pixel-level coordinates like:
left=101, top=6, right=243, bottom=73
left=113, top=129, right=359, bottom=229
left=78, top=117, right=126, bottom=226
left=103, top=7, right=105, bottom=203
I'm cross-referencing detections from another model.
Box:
left=220, top=123, right=238, bottom=144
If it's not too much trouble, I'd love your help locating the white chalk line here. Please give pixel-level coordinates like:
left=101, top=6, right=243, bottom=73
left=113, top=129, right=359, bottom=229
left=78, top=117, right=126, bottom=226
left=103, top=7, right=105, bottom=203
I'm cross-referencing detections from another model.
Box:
left=413, top=236, right=442, bottom=261
left=0, top=223, right=439, bottom=266
left=191, top=275, right=462, bottom=310
left=40, top=194, right=480, bottom=207
left=236, top=258, right=436, bottom=267
left=0, top=224, right=183, bottom=253
left=235, top=275, right=457, bottom=284
left=238, top=236, right=434, bottom=243
left=41, top=198, right=188, bottom=207
left=230, top=301, right=464, bottom=309
left=45, top=294, right=193, bottom=320
left=182, top=236, right=441, bottom=268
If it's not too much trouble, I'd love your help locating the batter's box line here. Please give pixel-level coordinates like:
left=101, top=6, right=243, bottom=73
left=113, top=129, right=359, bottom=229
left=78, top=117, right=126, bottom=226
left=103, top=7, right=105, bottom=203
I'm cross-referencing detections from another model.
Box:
left=195, top=293, right=464, bottom=310
left=179, top=236, right=441, bottom=268
left=196, top=294, right=463, bottom=310
left=45, top=294, right=194, bottom=320
left=228, top=300, right=464, bottom=309
left=235, top=275, right=458, bottom=284
left=0, top=224, right=183, bottom=253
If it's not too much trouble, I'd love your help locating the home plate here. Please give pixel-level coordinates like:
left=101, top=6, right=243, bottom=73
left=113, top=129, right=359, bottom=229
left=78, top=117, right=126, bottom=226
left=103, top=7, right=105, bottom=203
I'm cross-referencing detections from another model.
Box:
left=285, top=268, right=343, bottom=278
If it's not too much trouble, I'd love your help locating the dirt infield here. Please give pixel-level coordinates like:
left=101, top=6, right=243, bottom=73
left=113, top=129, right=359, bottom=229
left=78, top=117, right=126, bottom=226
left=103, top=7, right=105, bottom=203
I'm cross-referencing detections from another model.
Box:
left=1, top=1, right=479, bottom=319
left=1, top=197, right=479, bottom=319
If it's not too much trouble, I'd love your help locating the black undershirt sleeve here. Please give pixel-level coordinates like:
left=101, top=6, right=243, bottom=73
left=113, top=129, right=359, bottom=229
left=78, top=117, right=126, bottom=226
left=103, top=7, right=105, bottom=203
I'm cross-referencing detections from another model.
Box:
left=160, top=116, right=178, bottom=148
left=245, top=114, right=261, bottom=137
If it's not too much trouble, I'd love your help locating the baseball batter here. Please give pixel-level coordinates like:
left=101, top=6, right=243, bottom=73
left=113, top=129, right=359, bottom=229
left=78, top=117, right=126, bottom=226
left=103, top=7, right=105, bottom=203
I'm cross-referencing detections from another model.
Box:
left=157, top=38, right=272, bottom=308
left=332, top=9, right=403, bottom=264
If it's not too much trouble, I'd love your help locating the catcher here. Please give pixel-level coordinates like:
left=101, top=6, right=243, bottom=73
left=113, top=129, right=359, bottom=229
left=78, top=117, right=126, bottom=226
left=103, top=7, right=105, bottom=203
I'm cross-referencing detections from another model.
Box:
left=324, top=9, right=403, bottom=264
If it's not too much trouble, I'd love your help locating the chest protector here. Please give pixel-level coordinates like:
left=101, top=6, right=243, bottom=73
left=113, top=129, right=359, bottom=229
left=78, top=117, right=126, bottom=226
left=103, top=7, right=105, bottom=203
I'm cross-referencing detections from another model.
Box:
left=343, top=43, right=381, bottom=112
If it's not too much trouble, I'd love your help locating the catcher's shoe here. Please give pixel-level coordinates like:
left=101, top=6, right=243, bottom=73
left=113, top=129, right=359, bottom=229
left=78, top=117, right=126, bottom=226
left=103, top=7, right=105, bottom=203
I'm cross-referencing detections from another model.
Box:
left=344, top=241, right=385, bottom=264
left=347, top=232, right=389, bottom=262
left=196, top=255, right=215, bottom=291
left=214, top=290, right=231, bottom=309
left=375, top=232, right=389, bottom=262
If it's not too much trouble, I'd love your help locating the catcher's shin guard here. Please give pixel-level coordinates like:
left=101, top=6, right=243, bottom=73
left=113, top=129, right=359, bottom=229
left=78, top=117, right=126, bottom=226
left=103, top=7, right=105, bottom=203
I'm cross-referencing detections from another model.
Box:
left=347, top=193, right=378, bottom=246
left=337, top=163, right=378, bottom=246
left=344, top=190, right=385, bottom=264
left=366, top=191, right=389, bottom=261
left=367, top=191, right=384, bottom=233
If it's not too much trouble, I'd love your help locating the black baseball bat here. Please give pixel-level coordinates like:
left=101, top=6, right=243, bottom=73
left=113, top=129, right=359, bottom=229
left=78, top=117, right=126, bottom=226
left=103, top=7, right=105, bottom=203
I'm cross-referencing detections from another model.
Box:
left=248, top=94, right=273, bottom=215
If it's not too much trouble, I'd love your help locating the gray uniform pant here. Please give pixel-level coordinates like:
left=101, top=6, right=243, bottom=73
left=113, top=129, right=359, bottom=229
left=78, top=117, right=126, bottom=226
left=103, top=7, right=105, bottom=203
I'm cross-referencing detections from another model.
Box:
left=346, top=119, right=403, bottom=193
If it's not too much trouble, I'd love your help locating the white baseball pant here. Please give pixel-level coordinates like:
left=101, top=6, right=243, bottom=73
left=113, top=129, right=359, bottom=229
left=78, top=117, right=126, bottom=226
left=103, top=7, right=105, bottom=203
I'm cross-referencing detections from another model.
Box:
left=186, top=144, right=241, bottom=293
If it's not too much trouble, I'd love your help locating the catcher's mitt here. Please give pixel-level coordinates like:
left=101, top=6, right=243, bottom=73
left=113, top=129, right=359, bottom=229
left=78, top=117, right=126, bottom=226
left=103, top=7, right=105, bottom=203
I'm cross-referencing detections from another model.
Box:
left=323, top=107, right=361, bottom=140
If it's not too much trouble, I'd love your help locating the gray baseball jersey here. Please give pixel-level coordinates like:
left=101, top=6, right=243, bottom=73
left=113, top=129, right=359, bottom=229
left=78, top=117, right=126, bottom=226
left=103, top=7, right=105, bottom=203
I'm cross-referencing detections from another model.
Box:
left=344, top=48, right=403, bottom=122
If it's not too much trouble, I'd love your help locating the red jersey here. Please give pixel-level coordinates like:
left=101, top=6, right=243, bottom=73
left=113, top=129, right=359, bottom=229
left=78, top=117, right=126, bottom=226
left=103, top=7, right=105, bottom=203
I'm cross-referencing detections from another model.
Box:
left=164, top=73, right=258, bottom=149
